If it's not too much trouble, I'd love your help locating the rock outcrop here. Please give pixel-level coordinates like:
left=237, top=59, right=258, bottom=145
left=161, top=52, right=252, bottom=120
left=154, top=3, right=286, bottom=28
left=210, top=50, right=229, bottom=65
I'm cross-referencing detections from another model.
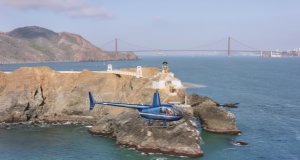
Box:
left=0, top=67, right=203, bottom=157
left=0, top=67, right=171, bottom=123
left=0, top=67, right=240, bottom=157
left=89, top=106, right=203, bottom=157
left=188, top=94, right=241, bottom=134
left=0, top=26, right=138, bottom=64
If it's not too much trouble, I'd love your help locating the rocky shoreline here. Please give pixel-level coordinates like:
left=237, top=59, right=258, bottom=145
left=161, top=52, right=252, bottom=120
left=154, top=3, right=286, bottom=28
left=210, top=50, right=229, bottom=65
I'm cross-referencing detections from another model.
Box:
left=0, top=67, right=240, bottom=157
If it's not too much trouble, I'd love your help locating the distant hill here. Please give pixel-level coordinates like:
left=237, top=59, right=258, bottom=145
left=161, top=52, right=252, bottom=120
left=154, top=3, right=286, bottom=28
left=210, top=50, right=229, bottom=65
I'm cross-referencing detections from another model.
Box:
left=0, top=26, right=138, bottom=64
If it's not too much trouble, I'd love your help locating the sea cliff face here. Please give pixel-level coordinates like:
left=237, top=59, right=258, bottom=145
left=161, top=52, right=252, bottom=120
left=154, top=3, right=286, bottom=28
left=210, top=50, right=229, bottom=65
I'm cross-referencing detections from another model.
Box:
left=0, top=26, right=138, bottom=64
left=0, top=67, right=240, bottom=157
left=189, top=94, right=241, bottom=134
left=0, top=67, right=159, bottom=123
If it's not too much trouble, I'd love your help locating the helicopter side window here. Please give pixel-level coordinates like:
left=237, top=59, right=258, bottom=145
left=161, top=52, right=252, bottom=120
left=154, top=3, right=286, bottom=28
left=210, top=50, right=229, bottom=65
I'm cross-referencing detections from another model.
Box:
left=160, top=107, right=166, bottom=113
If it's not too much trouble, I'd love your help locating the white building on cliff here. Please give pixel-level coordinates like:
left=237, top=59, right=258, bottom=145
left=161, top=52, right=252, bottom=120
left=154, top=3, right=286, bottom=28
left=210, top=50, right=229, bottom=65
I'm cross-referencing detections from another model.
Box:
left=152, top=61, right=183, bottom=95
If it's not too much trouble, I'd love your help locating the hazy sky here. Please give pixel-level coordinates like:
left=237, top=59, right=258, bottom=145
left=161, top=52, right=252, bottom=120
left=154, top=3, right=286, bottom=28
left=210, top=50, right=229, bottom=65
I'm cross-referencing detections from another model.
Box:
left=0, top=0, right=299, bottom=51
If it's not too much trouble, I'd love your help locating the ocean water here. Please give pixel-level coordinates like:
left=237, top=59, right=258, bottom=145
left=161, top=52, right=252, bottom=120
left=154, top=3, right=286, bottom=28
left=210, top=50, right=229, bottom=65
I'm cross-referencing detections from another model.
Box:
left=0, top=56, right=300, bottom=160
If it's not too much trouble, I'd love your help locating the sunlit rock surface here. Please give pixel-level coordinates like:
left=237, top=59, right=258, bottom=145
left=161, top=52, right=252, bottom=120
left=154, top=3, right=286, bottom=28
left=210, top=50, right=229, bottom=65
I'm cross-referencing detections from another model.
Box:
left=189, top=94, right=241, bottom=134
left=0, top=67, right=241, bottom=157
left=89, top=106, right=203, bottom=157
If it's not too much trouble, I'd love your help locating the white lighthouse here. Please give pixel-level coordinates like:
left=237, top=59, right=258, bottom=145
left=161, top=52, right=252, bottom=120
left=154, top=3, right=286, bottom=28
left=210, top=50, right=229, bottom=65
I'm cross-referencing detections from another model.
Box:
left=162, top=61, right=169, bottom=73
left=152, top=61, right=183, bottom=95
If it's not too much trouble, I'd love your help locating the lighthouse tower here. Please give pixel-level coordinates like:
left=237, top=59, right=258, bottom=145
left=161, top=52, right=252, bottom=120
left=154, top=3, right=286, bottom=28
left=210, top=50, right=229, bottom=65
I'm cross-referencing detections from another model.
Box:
left=162, top=61, right=169, bottom=74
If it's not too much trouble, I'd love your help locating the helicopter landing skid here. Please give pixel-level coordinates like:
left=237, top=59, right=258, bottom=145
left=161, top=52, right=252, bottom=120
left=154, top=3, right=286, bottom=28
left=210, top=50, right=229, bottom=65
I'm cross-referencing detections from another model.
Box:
left=146, top=124, right=175, bottom=128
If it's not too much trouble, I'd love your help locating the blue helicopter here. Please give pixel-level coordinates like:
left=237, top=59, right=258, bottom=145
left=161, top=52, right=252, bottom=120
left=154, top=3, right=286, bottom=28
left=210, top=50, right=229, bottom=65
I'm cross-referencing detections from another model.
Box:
left=88, top=90, right=183, bottom=127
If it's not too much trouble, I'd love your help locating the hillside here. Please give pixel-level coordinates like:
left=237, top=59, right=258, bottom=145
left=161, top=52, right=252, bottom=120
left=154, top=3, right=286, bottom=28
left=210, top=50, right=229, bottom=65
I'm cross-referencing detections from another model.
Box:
left=0, top=26, right=138, bottom=64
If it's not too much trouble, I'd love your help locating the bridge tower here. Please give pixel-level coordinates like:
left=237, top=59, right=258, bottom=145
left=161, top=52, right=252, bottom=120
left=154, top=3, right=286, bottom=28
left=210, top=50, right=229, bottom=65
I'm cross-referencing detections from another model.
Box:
left=228, top=36, right=231, bottom=57
left=115, top=38, right=118, bottom=54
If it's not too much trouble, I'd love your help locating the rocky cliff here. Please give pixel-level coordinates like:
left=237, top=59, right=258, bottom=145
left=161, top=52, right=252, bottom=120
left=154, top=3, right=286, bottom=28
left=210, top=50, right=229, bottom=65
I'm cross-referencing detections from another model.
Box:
left=0, top=67, right=240, bottom=157
left=0, top=67, right=160, bottom=123
left=0, top=26, right=138, bottom=64
left=88, top=106, right=202, bottom=157
left=188, top=94, right=241, bottom=134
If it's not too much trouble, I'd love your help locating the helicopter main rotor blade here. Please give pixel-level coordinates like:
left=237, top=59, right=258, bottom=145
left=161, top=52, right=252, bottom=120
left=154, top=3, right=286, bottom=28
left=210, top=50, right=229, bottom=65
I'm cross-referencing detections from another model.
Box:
left=182, top=82, right=207, bottom=88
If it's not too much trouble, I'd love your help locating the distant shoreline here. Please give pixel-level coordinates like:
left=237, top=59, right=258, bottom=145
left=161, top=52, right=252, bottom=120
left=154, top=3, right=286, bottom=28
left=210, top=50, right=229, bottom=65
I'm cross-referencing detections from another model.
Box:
left=0, top=58, right=140, bottom=65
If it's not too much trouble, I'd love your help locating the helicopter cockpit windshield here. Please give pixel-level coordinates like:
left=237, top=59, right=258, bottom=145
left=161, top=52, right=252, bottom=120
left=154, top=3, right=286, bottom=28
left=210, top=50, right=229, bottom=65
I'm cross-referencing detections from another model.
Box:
left=160, top=107, right=167, bottom=114
left=160, top=107, right=182, bottom=116
left=173, top=108, right=183, bottom=117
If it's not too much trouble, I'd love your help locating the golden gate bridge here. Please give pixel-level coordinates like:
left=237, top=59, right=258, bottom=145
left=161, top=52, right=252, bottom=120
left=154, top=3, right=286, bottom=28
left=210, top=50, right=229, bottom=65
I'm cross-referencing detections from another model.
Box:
left=99, top=37, right=279, bottom=57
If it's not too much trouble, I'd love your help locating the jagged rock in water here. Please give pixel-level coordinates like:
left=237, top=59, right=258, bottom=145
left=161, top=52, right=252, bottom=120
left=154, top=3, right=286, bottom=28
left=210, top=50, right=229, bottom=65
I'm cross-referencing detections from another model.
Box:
left=221, top=102, right=239, bottom=108
left=234, top=141, right=248, bottom=146
left=89, top=106, right=203, bottom=157
left=188, top=94, right=241, bottom=134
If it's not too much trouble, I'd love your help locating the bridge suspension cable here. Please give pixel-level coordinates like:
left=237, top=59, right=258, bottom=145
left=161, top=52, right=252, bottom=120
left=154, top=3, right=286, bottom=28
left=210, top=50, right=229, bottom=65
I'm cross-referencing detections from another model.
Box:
left=99, top=39, right=116, bottom=49
left=99, top=36, right=264, bottom=56
left=117, top=38, right=163, bottom=51
left=186, top=37, right=228, bottom=50
left=230, top=37, right=259, bottom=51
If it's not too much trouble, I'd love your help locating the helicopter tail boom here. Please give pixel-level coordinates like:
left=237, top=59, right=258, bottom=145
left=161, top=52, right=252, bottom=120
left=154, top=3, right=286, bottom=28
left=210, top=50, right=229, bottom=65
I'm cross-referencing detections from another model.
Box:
left=88, top=92, right=151, bottom=110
